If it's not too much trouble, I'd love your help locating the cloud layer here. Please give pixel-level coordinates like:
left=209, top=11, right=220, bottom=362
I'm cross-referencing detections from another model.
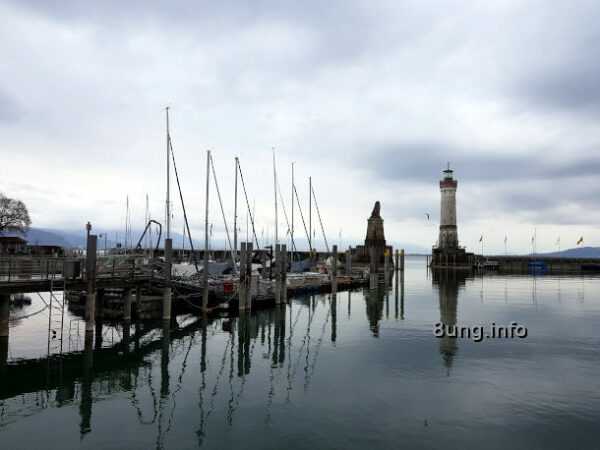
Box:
left=1, top=0, right=599, bottom=253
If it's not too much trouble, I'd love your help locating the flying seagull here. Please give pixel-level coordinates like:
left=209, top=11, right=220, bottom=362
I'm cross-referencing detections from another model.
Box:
left=424, top=213, right=430, bottom=220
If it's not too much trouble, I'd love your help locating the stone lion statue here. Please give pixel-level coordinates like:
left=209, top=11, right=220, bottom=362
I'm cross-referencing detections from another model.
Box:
left=370, top=201, right=381, bottom=218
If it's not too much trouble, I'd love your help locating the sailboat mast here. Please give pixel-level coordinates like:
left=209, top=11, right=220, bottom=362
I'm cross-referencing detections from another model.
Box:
left=145, top=194, right=149, bottom=251
left=273, top=148, right=278, bottom=246
left=147, top=194, right=153, bottom=253
left=234, top=157, right=238, bottom=264
left=309, top=176, right=312, bottom=253
left=166, top=106, right=171, bottom=240
left=203, top=149, right=210, bottom=310
left=291, top=162, right=294, bottom=261
left=126, top=194, right=129, bottom=249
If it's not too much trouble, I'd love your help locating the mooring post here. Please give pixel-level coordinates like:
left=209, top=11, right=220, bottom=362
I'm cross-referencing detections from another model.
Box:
left=95, top=288, right=104, bottom=320
left=331, top=292, right=337, bottom=343
left=0, top=294, right=10, bottom=367
left=80, top=330, right=94, bottom=435
left=0, top=334, right=7, bottom=370
left=332, top=245, right=338, bottom=293
left=122, top=318, right=131, bottom=355
left=400, top=270, right=405, bottom=319
left=281, top=244, right=287, bottom=302
left=164, top=238, right=172, bottom=320
left=394, top=270, right=399, bottom=320
left=275, top=243, right=281, bottom=305
left=123, top=289, right=133, bottom=322
left=85, top=233, right=97, bottom=333
left=239, top=242, right=247, bottom=310
left=395, top=249, right=399, bottom=272
left=135, top=285, right=142, bottom=317
left=0, top=294, right=10, bottom=339
left=400, top=249, right=405, bottom=272
left=161, top=319, right=170, bottom=397
left=246, top=242, right=253, bottom=310
left=346, top=246, right=352, bottom=276
left=384, top=249, right=389, bottom=278
left=94, top=317, right=103, bottom=350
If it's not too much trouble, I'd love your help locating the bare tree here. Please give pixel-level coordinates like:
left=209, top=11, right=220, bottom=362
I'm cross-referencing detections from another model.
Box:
left=0, top=192, right=32, bottom=236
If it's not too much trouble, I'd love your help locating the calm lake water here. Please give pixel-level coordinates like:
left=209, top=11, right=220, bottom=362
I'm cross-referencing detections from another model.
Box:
left=1, top=256, right=599, bottom=449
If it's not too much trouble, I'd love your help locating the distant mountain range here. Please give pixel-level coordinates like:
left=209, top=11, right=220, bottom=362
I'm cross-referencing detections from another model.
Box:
left=3, top=227, right=202, bottom=250
left=531, top=246, right=600, bottom=259
left=5, top=227, right=431, bottom=254
left=4, top=228, right=594, bottom=257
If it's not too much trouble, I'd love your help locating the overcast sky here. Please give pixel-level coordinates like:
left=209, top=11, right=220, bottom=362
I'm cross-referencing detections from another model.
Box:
left=1, top=0, right=599, bottom=254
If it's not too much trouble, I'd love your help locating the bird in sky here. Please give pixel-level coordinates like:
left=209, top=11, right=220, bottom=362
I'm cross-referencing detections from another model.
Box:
left=424, top=213, right=430, bottom=220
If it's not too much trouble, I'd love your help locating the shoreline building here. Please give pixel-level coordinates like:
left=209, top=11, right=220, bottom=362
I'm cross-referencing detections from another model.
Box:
left=431, top=166, right=473, bottom=268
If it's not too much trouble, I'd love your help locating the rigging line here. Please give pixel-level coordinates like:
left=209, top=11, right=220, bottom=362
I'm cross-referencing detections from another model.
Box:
left=305, top=300, right=333, bottom=388
left=130, top=364, right=159, bottom=425
left=287, top=301, right=316, bottom=402
left=164, top=330, right=196, bottom=435
left=35, top=292, right=50, bottom=309
left=169, top=137, right=199, bottom=271
left=236, top=158, right=261, bottom=251
left=311, top=184, right=330, bottom=254
left=293, top=185, right=311, bottom=249
left=199, top=331, right=233, bottom=439
left=209, top=154, right=237, bottom=272
left=276, top=173, right=303, bottom=266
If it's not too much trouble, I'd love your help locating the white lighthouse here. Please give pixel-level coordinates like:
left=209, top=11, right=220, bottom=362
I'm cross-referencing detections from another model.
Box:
left=438, top=165, right=459, bottom=250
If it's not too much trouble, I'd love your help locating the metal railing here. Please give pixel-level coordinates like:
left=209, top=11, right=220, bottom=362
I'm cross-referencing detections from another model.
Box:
left=0, top=256, right=73, bottom=282
left=0, top=254, right=149, bottom=284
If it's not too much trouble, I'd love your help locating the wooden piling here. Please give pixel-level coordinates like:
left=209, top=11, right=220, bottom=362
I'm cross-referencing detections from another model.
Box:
left=395, top=249, right=399, bottom=272
left=0, top=295, right=7, bottom=368
left=95, top=288, right=104, bottom=319
left=135, top=285, right=142, bottom=315
left=332, top=245, right=338, bottom=293
left=246, top=242, right=253, bottom=310
left=80, top=330, right=94, bottom=434
left=281, top=244, right=287, bottom=302
left=0, top=294, right=10, bottom=339
left=85, top=234, right=97, bottom=333
left=275, top=243, right=281, bottom=305
left=161, top=320, right=170, bottom=396
left=346, top=246, right=352, bottom=276
left=239, top=242, right=247, bottom=310
left=384, top=249, right=389, bottom=273
left=400, top=249, right=405, bottom=272
left=123, top=289, right=133, bottom=321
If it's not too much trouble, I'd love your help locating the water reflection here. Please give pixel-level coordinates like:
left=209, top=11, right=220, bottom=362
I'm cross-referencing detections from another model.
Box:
left=1, top=265, right=598, bottom=448
left=365, top=288, right=384, bottom=337
left=432, top=269, right=468, bottom=373
left=364, top=275, right=396, bottom=337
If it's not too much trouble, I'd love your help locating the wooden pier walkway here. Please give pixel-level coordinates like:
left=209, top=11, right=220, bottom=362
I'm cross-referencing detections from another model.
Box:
left=0, top=255, right=152, bottom=294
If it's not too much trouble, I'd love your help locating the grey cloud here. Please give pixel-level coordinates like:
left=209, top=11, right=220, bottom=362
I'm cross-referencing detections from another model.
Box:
left=513, top=54, right=600, bottom=114
left=0, top=91, right=20, bottom=123
left=4, top=0, right=600, bottom=250
left=357, top=141, right=600, bottom=183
